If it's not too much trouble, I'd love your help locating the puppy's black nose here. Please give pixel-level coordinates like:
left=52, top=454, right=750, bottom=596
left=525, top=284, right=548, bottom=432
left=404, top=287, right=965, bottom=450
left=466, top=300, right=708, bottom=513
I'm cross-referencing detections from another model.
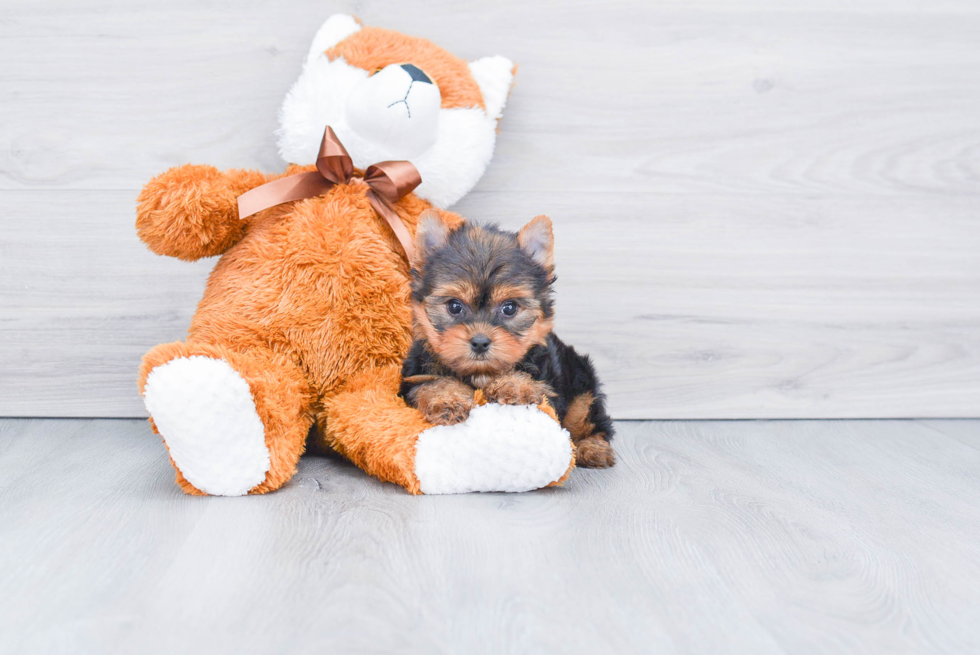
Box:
left=401, top=63, right=432, bottom=84
left=470, top=335, right=491, bottom=354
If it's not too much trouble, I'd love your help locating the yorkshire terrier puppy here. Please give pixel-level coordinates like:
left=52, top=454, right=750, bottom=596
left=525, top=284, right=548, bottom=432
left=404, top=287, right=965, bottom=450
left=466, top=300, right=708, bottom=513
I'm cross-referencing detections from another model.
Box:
left=399, top=210, right=615, bottom=468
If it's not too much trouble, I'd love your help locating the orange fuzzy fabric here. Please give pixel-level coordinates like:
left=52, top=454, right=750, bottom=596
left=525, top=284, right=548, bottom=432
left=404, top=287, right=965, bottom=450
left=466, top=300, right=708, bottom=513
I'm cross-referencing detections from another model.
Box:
left=137, top=163, right=465, bottom=494
left=134, top=20, right=548, bottom=496
left=317, top=364, right=430, bottom=494
left=138, top=340, right=315, bottom=494
left=325, top=27, right=485, bottom=111
left=137, top=166, right=270, bottom=262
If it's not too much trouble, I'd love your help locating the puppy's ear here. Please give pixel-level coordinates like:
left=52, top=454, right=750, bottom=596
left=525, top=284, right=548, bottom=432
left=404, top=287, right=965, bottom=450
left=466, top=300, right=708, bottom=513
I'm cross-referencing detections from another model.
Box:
left=414, top=209, right=451, bottom=266
left=518, top=215, right=554, bottom=272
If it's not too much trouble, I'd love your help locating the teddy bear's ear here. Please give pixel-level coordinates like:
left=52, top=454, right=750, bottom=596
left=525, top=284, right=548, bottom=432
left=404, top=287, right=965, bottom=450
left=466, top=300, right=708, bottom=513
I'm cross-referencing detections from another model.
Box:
left=468, top=55, right=515, bottom=121
left=414, top=209, right=451, bottom=265
left=518, top=215, right=554, bottom=272
left=304, top=14, right=362, bottom=69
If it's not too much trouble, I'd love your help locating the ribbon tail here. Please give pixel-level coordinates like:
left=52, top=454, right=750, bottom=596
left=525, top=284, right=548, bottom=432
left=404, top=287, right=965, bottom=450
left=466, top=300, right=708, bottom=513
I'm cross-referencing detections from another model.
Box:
left=366, top=190, right=416, bottom=263
left=237, top=171, right=335, bottom=220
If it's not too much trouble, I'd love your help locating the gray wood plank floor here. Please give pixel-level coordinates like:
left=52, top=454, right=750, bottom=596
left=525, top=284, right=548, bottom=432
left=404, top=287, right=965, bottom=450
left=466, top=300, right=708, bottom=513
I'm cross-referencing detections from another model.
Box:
left=2, top=419, right=979, bottom=654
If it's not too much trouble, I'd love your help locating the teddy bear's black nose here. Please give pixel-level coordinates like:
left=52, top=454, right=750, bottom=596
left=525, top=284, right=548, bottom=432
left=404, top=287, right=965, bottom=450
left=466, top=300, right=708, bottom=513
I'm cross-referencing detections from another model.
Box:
left=470, top=335, right=491, bottom=354
left=401, top=63, right=432, bottom=84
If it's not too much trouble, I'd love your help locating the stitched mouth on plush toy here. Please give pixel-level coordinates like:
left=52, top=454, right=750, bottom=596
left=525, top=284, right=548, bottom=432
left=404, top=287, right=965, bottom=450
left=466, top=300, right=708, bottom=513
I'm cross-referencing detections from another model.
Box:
left=387, top=95, right=413, bottom=119
left=345, top=63, right=441, bottom=158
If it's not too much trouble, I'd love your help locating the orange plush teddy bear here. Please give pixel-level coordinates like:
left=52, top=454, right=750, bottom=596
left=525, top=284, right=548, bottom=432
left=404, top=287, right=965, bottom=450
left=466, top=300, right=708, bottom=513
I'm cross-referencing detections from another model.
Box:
left=135, top=15, right=575, bottom=496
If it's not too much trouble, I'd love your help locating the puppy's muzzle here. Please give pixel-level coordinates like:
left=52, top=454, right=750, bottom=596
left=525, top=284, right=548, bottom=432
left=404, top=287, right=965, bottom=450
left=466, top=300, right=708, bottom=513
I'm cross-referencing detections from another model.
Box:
left=470, top=334, right=491, bottom=355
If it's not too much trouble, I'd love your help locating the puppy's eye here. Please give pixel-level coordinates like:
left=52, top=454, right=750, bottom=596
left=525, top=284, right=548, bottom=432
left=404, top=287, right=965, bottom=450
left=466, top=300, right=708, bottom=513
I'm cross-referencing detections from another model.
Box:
left=447, top=299, right=464, bottom=316
left=500, top=301, right=518, bottom=317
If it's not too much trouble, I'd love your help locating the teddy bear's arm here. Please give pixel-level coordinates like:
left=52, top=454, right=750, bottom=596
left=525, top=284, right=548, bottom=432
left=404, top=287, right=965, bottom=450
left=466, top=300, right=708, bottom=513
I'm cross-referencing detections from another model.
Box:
left=136, top=165, right=270, bottom=261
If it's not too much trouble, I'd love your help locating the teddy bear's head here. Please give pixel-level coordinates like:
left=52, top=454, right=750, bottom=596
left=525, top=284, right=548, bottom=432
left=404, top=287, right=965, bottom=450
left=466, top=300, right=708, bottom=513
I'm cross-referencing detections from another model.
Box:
left=278, top=14, right=515, bottom=209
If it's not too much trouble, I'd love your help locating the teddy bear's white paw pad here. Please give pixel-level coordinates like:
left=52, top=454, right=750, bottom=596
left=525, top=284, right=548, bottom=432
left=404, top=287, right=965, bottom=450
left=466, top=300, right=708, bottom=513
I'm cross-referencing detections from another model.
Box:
left=414, top=403, right=573, bottom=494
left=143, top=356, right=269, bottom=496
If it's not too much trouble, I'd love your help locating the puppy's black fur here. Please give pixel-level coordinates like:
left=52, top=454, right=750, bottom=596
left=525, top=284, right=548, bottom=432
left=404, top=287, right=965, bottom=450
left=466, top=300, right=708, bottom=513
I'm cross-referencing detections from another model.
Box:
left=399, top=212, right=615, bottom=467
left=401, top=333, right=615, bottom=442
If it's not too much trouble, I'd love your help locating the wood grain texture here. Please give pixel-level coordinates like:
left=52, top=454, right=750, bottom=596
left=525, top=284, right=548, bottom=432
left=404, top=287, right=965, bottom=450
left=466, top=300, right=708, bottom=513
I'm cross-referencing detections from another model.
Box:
left=1, top=0, right=978, bottom=417
left=2, top=418, right=980, bottom=654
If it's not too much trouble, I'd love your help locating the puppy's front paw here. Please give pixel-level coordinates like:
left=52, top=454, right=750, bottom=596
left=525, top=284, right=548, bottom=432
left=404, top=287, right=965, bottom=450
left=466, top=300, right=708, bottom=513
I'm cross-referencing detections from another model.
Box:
left=575, top=435, right=616, bottom=468
left=420, top=395, right=474, bottom=426
left=483, top=373, right=553, bottom=406
left=412, top=378, right=475, bottom=426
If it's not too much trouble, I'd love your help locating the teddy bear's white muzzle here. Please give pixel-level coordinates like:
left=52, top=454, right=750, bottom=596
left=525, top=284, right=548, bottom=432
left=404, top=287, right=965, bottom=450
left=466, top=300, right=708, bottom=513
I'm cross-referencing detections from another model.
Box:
left=345, top=63, right=441, bottom=160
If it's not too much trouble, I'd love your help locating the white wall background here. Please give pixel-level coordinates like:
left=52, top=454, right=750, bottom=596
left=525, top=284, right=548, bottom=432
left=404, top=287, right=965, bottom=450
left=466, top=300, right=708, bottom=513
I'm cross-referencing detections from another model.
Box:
left=1, top=0, right=978, bottom=418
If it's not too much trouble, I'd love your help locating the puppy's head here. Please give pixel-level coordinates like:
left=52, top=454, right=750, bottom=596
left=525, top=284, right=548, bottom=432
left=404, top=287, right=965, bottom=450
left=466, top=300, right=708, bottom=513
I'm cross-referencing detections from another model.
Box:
left=410, top=211, right=555, bottom=377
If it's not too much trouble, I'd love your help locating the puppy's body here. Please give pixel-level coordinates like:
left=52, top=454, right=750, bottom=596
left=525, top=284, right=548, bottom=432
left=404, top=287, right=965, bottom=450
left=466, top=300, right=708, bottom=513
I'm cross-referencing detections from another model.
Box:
left=399, top=212, right=615, bottom=468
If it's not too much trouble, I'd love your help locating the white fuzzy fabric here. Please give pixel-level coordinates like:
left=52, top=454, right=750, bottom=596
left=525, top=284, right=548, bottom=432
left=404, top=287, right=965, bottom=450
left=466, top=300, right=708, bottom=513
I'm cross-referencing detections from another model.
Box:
left=278, top=55, right=369, bottom=164
left=278, top=16, right=515, bottom=208
left=304, top=14, right=361, bottom=70
left=143, top=356, right=270, bottom=497
left=469, top=55, right=514, bottom=121
left=414, top=404, right=574, bottom=494
left=345, top=64, right=442, bottom=159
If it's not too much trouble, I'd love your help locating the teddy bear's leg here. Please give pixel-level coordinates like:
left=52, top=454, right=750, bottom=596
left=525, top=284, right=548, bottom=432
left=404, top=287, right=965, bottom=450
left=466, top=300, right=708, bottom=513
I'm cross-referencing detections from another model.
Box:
left=316, top=365, right=430, bottom=493
left=138, top=341, right=314, bottom=496
left=317, top=364, right=574, bottom=495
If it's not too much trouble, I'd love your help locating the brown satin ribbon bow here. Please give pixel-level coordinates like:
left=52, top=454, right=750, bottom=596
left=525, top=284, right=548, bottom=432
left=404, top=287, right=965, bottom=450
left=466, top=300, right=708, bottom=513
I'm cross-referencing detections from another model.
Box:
left=237, top=126, right=421, bottom=261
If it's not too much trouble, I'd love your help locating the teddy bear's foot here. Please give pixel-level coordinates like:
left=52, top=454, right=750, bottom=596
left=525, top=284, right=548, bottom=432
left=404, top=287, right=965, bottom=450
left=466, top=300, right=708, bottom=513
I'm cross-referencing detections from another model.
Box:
left=140, top=341, right=316, bottom=496
left=143, top=355, right=271, bottom=496
left=319, top=364, right=574, bottom=495
left=414, top=403, right=573, bottom=494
